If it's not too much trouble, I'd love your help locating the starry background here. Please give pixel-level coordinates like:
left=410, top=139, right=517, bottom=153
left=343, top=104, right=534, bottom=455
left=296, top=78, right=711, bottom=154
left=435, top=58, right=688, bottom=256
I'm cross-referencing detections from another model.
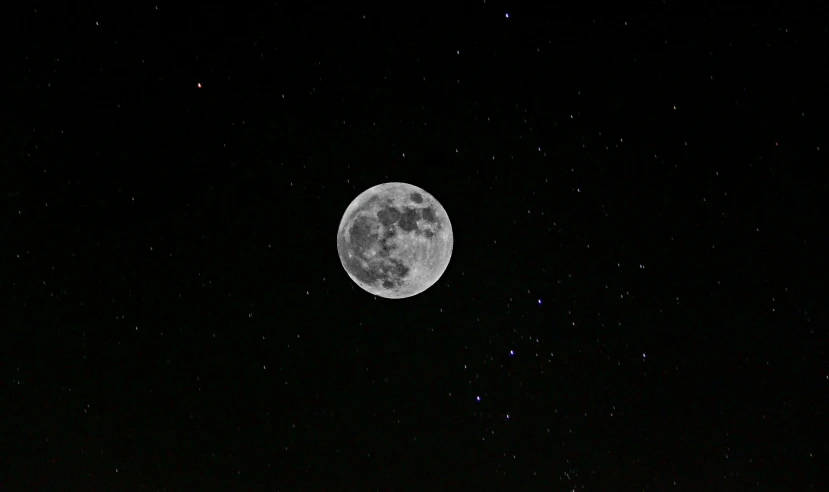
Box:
left=3, top=3, right=827, bottom=491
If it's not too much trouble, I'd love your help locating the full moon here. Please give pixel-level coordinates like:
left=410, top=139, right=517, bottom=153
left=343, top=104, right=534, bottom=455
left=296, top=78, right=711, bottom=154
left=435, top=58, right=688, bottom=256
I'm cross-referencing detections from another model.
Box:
left=337, top=183, right=453, bottom=298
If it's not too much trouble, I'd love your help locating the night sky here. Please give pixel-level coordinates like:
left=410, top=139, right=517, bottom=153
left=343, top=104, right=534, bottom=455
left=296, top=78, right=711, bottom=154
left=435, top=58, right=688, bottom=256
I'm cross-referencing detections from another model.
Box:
left=4, top=3, right=827, bottom=491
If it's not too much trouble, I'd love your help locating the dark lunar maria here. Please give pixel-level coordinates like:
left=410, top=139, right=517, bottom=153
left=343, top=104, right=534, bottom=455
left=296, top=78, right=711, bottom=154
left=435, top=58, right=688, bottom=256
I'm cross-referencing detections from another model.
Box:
left=340, top=195, right=443, bottom=292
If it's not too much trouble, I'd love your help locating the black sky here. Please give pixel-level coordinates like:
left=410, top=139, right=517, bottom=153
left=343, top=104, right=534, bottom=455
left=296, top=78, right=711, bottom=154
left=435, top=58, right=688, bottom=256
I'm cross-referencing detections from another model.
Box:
left=3, top=3, right=827, bottom=491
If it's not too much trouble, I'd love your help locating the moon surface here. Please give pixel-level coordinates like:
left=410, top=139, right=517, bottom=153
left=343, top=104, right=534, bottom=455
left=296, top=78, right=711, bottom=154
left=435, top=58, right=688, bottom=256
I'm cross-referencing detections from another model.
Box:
left=337, top=182, right=453, bottom=298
